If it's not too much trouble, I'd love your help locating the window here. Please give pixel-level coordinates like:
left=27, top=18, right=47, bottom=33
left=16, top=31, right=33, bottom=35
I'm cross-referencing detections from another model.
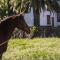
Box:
left=47, top=15, right=51, bottom=25
left=52, top=17, right=54, bottom=26
left=57, top=13, right=60, bottom=22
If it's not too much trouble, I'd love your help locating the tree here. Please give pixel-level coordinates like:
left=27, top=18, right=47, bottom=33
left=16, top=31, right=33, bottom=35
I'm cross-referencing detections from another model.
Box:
left=45, top=0, right=60, bottom=12
left=0, top=0, right=31, bottom=18
left=14, top=0, right=31, bottom=13
left=32, top=0, right=60, bottom=37
left=32, top=0, right=47, bottom=37
left=0, top=0, right=8, bottom=19
left=32, top=0, right=40, bottom=27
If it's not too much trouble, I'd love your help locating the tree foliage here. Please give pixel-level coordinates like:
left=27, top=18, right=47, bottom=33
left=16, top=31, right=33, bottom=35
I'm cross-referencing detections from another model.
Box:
left=0, top=0, right=32, bottom=19
left=0, top=0, right=8, bottom=18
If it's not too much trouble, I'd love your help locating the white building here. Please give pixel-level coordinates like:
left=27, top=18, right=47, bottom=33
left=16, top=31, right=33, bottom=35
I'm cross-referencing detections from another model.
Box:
left=24, top=8, right=60, bottom=27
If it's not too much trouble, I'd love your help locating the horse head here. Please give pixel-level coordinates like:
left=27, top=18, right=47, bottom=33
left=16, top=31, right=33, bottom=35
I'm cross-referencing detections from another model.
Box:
left=15, top=14, right=30, bottom=34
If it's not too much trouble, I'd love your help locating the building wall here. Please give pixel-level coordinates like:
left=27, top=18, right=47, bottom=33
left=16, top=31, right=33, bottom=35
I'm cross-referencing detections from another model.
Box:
left=40, top=10, right=47, bottom=26
left=57, top=13, right=60, bottom=26
left=40, top=10, right=58, bottom=27
left=40, top=10, right=51, bottom=26
left=24, top=8, right=34, bottom=27
left=57, top=22, right=60, bottom=26
left=24, top=8, right=58, bottom=27
left=54, top=12, right=57, bottom=27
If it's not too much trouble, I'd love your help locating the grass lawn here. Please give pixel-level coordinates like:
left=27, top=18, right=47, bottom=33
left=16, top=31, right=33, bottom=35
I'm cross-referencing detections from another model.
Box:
left=2, top=38, right=60, bottom=60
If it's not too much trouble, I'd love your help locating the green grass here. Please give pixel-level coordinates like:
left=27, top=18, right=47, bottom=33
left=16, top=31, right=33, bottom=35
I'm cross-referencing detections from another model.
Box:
left=2, top=38, right=60, bottom=60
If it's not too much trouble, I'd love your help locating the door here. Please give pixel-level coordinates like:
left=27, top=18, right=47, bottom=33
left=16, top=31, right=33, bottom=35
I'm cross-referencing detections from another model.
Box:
left=52, top=17, right=54, bottom=27
left=47, top=15, right=51, bottom=26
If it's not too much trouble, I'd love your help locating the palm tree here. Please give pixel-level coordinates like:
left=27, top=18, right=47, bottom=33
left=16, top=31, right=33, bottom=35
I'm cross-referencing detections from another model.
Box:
left=32, top=0, right=40, bottom=27
left=32, top=0, right=47, bottom=37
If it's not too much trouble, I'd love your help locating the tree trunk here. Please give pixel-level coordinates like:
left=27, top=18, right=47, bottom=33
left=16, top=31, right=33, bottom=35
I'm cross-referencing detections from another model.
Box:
left=32, top=0, right=40, bottom=37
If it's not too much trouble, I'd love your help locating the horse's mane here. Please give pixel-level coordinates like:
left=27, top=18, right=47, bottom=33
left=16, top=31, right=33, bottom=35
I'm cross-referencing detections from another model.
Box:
left=0, top=14, right=22, bottom=23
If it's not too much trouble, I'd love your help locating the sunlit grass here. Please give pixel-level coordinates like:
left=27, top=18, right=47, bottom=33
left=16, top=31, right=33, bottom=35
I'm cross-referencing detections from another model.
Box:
left=2, top=38, right=60, bottom=60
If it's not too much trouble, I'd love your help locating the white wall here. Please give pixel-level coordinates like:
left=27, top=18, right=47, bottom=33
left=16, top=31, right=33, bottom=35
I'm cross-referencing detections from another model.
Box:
left=40, top=11, right=58, bottom=27
left=53, top=11, right=57, bottom=27
left=40, top=10, right=51, bottom=26
left=57, top=22, right=60, bottom=26
left=24, top=8, right=34, bottom=27
left=40, top=11, right=47, bottom=26
left=24, top=8, right=59, bottom=27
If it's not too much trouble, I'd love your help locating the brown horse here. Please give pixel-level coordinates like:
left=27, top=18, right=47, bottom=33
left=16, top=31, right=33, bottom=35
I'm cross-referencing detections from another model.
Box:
left=0, top=14, right=30, bottom=59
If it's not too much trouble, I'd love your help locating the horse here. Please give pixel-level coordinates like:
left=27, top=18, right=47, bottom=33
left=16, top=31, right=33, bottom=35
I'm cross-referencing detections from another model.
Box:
left=0, top=14, right=30, bottom=59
